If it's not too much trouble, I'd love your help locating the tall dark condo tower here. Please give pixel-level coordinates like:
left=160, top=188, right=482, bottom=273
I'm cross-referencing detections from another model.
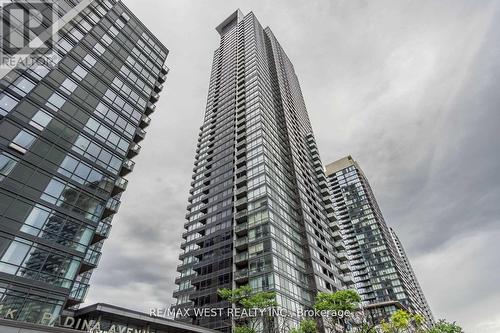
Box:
left=389, top=228, right=434, bottom=327
left=324, top=156, right=434, bottom=327
left=0, top=0, right=167, bottom=325
left=173, top=10, right=349, bottom=332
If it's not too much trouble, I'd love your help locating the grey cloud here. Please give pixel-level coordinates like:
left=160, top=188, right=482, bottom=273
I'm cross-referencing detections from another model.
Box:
left=85, top=1, right=500, bottom=332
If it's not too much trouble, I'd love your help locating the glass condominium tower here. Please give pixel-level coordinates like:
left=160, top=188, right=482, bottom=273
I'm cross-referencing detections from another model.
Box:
left=173, top=10, right=349, bottom=332
left=0, top=0, right=167, bottom=325
left=325, top=156, right=433, bottom=327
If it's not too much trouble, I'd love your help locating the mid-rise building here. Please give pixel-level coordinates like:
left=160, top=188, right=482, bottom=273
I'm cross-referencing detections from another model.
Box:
left=0, top=0, right=168, bottom=325
left=0, top=303, right=218, bottom=333
left=325, top=156, right=433, bottom=326
left=173, top=10, right=349, bottom=332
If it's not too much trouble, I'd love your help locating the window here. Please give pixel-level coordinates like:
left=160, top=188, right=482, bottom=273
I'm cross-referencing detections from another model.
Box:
left=11, top=77, right=35, bottom=96
left=72, top=65, right=88, bottom=80
left=0, top=153, right=18, bottom=181
left=41, top=179, right=65, bottom=204
left=29, top=63, right=50, bottom=79
left=0, top=239, right=30, bottom=274
left=10, top=130, right=36, bottom=154
left=121, top=12, right=130, bottom=21
left=30, top=110, right=52, bottom=130
left=102, top=33, right=112, bottom=46
left=94, top=42, right=105, bottom=55
left=46, top=93, right=66, bottom=111
left=61, top=78, right=77, bottom=94
left=58, top=38, right=74, bottom=53
left=0, top=93, right=18, bottom=115
left=83, top=54, right=97, bottom=67
left=21, top=205, right=50, bottom=233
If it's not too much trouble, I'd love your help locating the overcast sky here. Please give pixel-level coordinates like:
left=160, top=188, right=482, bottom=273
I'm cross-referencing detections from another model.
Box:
left=85, top=1, right=500, bottom=332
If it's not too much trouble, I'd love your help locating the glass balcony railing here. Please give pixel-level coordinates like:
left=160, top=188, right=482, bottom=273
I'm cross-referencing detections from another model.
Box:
left=128, top=143, right=141, bottom=157
left=95, top=221, right=111, bottom=239
left=235, top=237, right=248, bottom=249
left=140, top=114, right=151, bottom=127
left=116, top=176, right=128, bottom=188
left=84, top=248, right=101, bottom=266
left=234, top=269, right=248, bottom=280
left=144, top=102, right=156, bottom=116
left=135, top=128, right=146, bottom=142
left=235, top=252, right=248, bottom=263
left=235, top=209, right=247, bottom=222
left=69, top=281, right=89, bottom=302
left=105, top=197, right=121, bottom=213
left=150, top=92, right=160, bottom=103
left=235, top=222, right=248, bottom=235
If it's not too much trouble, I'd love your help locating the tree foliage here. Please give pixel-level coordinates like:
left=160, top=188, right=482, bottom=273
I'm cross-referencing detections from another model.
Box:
left=218, top=285, right=277, bottom=333
left=379, top=310, right=427, bottom=333
left=428, top=319, right=464, bottom=333
left=219, top=287, right=463, bottom=333
left=314, top=290, right=361, bottom=313
left=314, top=290, right=361, bottom=333
left=235, top=326, right=257, bottom=333
left=289, top=319, right=318, bottom=333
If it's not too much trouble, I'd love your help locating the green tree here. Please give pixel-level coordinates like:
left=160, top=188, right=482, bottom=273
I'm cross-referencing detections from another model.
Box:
left=235, top=326, right=256, bottom=333
left=379, top=310, right=425, bottom=333
left=289, top=319, right=318, bottom=333
left=314, top=290, right=361, bottom=332
left=354, top=322, right=377, bottom=333
left=428, top=319, right=464, bottom=333
left=218, top=285, right=277, bottom=333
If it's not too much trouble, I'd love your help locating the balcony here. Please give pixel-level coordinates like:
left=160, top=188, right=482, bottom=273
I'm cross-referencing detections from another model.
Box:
left=235, top=209, right=247, bottom=223
left=234, top=269, right=249, bottom=283
left=154, top=82, right=164, bottom=93
left=235, top=237, right=248, bottom=250
left=235, top=222, right=248, bottom=236
left=85, top=248, right=101, bottom=266
left=235, top=186, right=247, bottom=198
left=134, top=128, right=146, bottom=143
left=158, top=72, right=167, bottom=83
left=320, top=187, right=330, bottom=196
left=120, top=159, right=135, bottom=176
left=235, top=197, right=247, bottom=210
left=102, top=197, right=121, bottom=219
left=112, top=177, right=128, bottom=196
left=324, top=203, right=334, bottom=213
left=337, top=251, right=348, bottom=261
left=145, top=102, right=156, bottom=115
left=327, top=211, right=336, bottom=221
left=91, top=221, right=111, bottom=244
left=79, top=248, right=101, bottom=274
left=139, top=114, right=151, bottom=128
left=334, top=240, right=345, bottom=251
left=150, top=92, right=160, bottom=103
left=68, top=281, right=89, bottom=303
left=235, top=176, right=247, bottom=187
left=127, top=143, right=141, bottom=158
left=342, top=275, right=354, bottom=285
left=332, top=230, right=342, bottom=241
left=235, top=252, right=248, bottom=265
left=339, top=263, right=350, bottom=273
left=161, top=66, right=170, bottom=75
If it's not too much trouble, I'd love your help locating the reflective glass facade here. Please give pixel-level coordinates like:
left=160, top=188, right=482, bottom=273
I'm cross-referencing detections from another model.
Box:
left=0, top=0, right=168, bottom=325
left=324, top=156, right=433, bottom=327
left=173, top=10, right=348, bottom=332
